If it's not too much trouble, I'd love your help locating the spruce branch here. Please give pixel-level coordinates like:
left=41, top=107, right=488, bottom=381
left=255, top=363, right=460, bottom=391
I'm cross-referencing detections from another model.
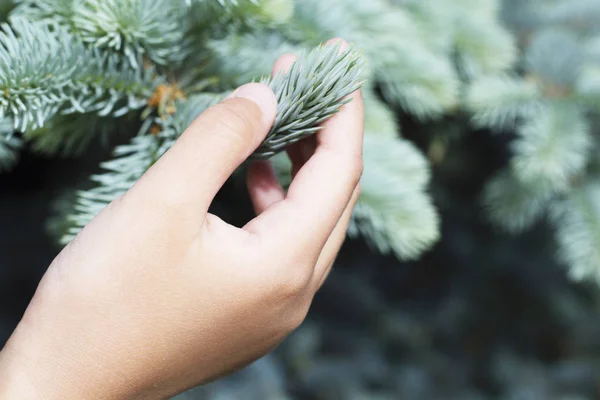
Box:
left=0, top=17, right=157, bottom=132
left=72, top=0, right=188, bottom=68
left=349, top=136, right=439, bottom=260
left=551, top=181, right=600, bottom=282
left=483, top=169, right=554, bottom=233
left=511, top=104, right=591, bottom=191
left=64, top=47, right=157, bottom=118
left=466, top=75, right=543, bottom=131
left=0, top=18, right=75, bottom=131
left=454, top=16, right=517, bottom=78
left=24, top=113, right=120, bottom=157
left=253, top=43, right=364, bottom=159
left=378, top=58, right=459, bottom=120
left=206, top=42, right=365, bottom=159
left=15, top=0, right=189, bottom=68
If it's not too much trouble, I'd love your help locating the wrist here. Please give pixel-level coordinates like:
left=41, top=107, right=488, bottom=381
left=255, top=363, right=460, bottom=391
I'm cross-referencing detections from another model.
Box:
left=0, top=334, right=112, bottom=400
left=0, top=315, right=166, bottom=400
left=0, top=343, right=44, bottom=399
left=0, top=301, right=110, bottom=400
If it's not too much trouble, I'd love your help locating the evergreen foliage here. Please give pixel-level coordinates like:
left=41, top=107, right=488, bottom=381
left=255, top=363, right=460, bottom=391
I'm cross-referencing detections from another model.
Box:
left=254, top=43, right=364, bottom=159
left=469, top=0, right=600, bottom=282
left=15, top=0, right=599, bottom=276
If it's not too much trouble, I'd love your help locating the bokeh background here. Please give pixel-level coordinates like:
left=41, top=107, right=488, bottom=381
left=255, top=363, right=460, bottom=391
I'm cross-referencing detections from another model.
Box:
left=3, top=0, right=600, bottom=399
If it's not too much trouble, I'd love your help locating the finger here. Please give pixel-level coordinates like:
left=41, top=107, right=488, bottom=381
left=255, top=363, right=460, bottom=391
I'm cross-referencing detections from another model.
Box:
left=248, top=86, right=364, bottom=251
left=311, top=185, right=361, bottom=291
left=128, top=83, right=277, bottom=224
left=287, top=136, right=316, bottom=179
left=286, top=76, right=364, bottom=224
left=246, top=160, right=285, bottom=215
left=272, top=53, right=298, bottom=76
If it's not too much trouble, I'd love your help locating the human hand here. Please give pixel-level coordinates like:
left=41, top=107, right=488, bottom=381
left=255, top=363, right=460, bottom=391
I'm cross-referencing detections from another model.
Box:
left=0, top=44, right=364, bottom=400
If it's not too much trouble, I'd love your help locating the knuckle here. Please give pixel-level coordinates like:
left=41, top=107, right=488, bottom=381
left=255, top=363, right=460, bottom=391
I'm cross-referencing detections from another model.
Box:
left=277, top=275, right=308, bottom=299
left=275, top=263, right=313, bottom=300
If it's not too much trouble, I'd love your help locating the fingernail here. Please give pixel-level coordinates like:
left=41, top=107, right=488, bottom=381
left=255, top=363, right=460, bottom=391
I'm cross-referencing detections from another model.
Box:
left=230, top=83, right=277, bottom=126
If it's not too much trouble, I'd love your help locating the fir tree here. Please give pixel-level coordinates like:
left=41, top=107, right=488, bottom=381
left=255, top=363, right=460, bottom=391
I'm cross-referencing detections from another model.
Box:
left=0, top=0, right=513, bottom=263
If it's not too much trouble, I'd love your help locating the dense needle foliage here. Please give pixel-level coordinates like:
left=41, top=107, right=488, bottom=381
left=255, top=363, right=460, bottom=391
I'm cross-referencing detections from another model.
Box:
left=2, top=0, right=600, bottom=284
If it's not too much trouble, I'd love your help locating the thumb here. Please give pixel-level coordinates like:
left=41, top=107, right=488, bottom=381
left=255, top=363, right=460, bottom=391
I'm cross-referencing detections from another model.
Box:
left=131, top=83, right=277, bottom=219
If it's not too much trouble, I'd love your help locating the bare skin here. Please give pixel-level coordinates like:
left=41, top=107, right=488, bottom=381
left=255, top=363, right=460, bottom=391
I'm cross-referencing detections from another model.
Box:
left=0, top=42, right=364, bottom=400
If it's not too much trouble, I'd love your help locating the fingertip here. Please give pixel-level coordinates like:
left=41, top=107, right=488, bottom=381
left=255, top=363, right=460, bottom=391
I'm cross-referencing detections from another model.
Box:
left=272, top=54, right=298, bottom=75
left=325, top=38, right=349, bottom=52
left=230, top=82, right=278, bottom=127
